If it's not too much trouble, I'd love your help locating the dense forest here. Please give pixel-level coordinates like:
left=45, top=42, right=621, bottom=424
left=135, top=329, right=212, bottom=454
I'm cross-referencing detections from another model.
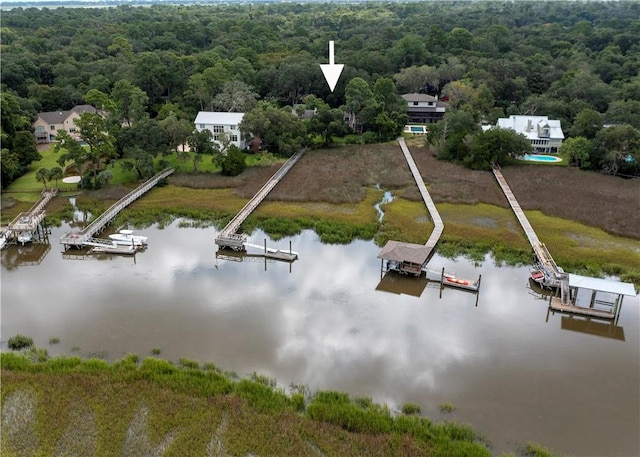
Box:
left=1, top=1, right=639, bottom=186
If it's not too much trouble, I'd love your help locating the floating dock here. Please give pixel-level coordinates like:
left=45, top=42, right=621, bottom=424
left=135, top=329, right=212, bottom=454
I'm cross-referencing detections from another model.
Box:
left=60, top=168, right=173, bottom=249
left=215, top=149, right=305, bottom=257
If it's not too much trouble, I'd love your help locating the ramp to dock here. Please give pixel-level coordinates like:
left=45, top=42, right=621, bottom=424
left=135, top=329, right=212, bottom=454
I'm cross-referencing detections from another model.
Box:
left=491, top=164, right=566, bottom=289
left=216, top=149, right=305, bottom=250
left=60, top=168, right=174, bottom=248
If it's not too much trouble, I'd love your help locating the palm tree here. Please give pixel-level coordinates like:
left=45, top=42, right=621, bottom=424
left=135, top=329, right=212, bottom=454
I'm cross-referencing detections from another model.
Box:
left=49, top=166, right=63, bottom=189
left=97, top=169, right=113, bottom=187
left=35, top=168, right=49, bottom=190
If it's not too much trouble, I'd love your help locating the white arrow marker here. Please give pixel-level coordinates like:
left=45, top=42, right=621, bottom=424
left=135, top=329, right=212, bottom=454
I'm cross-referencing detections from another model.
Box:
left=320, top=40, right=344, bottom=92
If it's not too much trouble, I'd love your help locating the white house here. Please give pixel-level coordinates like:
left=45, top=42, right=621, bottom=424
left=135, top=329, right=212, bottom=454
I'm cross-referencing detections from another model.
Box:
left=496, top=115, right=564, bottom=153
left=33, top=105, right=98, bottom=144
left=194, top=112, right=246, bottom=150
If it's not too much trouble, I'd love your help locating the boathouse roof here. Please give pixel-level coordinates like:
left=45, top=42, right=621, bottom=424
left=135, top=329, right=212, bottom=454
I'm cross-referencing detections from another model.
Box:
left=377, top=240, right=432, bottom=265
left=568, top=274, right=636, bottom=296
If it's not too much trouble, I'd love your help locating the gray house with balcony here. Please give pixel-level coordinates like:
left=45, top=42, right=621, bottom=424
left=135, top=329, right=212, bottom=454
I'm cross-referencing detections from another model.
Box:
left=402, top=93, right=447, bottom=124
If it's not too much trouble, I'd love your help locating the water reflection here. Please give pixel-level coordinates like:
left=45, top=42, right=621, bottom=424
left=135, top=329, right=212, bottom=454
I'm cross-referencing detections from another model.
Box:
left=1, top=241, right=51, bottom=269
left=1, top=220, right=638, bottom=457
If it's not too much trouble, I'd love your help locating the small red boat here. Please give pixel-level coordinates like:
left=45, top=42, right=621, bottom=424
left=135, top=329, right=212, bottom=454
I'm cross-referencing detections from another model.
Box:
left=530, top=269, right=546, bottom=284
left=443, top=274, right=479, bottom=291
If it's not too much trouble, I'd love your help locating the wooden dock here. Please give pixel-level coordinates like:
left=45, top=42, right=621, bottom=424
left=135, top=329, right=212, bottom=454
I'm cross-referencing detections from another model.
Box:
left=377, top=138, right=444, bottom=272
left=398, top=137, right=444, bottom=253
left=1, top=189, right=58, bottom=246
left=492, top=165, right=566, bottom=289
left=548, top=297, right=615, bottom=320
left=492, top=164, right=636, bottom=322
left=216, top=149, right=305, bottom=250
left=60, top=168, right=174, bottom=248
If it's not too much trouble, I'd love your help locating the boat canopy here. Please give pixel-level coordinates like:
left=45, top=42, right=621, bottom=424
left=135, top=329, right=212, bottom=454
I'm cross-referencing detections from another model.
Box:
left=568, top=274, right=636, bottom=297
left=377, top=240, right=431, bottom=265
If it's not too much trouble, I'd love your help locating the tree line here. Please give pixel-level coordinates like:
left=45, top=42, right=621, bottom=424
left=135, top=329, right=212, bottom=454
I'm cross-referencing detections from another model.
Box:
left=1, top=1, right=639, bottom=187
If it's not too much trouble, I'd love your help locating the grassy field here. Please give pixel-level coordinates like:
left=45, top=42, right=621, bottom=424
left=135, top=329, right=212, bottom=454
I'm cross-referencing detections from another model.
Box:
left=1, top=351, right=515, bottom=457
left=2, top=141, right=639, bottom=284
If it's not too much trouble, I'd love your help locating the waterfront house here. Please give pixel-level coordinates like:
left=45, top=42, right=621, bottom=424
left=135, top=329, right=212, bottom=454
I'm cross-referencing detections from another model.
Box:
left=402, top=93, right=447, bottom=124
left=33, top=105, right=98, bottom=144
left=496, top=115, right=564, bottom=153
left=194, top=112, right=246, bottom=150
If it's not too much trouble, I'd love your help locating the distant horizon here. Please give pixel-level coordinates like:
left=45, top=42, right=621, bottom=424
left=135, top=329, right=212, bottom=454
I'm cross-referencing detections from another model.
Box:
left=1, top=0, right=612, bottom=4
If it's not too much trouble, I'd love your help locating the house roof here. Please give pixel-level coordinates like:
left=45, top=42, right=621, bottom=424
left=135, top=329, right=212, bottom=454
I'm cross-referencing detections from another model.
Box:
left=403, top=93, right=438, bottom=103
left=568, top=274, right=637, bottom=297
left=377, top=240, right=431, bottom=265
left=194, top=112, right=245, bottom=126
left=496, top=115, right=564, bottom=140
left=37, top=105, right=96, bottom=125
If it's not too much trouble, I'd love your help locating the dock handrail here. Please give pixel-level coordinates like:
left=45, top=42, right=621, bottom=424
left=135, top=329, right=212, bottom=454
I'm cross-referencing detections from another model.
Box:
left=217, top=149, right=305, bottom=241
left=398, top=137, right=444, bottom=250
left=61, top=168, right=174, bottom=246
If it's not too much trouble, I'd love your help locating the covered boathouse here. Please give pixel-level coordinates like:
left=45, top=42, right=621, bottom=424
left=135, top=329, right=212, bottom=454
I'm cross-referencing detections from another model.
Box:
left=549, top=273, right=637, bottom=323
left=377, top=240, right=433, bottom=276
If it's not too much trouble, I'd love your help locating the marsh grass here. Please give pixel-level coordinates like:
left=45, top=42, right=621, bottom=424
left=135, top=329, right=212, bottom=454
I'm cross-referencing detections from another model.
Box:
left=376, top=197, right=433, bottom=245
left=524, top=442, right=561, bottom=457
left=439, top=402, right=455, bottom=413
left=1, top=351, right=502, bottom=456
left=3, top=143, right=638, bottom=285
left=401, top=403, right=422, bottom=415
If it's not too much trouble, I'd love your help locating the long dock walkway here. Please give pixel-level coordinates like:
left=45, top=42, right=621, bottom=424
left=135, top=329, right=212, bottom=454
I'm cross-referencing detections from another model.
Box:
left=216, top=149, right=305, bottom=250
left=60, top=168, right=174, bottom=248
left=492, top=164, right=566, bottom=289
left=377, top=139, right=444, bottom=275
left=1, top=189, right=58, bottom=246
left=398, top=137, right=444, bottom=252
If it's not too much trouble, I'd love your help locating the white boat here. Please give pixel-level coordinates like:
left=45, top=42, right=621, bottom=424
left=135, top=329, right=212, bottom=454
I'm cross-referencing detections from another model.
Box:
left=17, top=231, right=33, bottom=245
left=108, top=229, right=148, bottom=246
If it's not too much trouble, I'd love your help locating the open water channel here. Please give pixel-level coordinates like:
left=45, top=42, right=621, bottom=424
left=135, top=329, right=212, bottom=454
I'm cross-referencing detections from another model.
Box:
left=1, top=220, right=639, bottom=457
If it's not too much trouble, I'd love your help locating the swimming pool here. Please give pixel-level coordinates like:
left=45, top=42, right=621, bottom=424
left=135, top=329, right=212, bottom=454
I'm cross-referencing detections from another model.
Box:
left=521, top=154, right=563, bottom=163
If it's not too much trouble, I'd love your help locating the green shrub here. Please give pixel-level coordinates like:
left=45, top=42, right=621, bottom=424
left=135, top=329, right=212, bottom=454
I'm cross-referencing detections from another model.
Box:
left=218, top=146, right=247, bottom=176
left=7, top=334, right=34, bottom=350
left=49, top=336, right=61, bottom=345
left=151, top=347, right=161, bottom=355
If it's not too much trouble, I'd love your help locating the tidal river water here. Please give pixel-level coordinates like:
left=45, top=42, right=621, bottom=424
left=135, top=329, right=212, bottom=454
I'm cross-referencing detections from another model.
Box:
left=1, top=220, right=639, bottom=457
